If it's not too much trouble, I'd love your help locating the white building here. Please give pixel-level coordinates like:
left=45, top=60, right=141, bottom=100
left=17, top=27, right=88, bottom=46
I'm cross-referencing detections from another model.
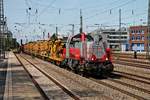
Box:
left=90, top=28, right=129, bottom=51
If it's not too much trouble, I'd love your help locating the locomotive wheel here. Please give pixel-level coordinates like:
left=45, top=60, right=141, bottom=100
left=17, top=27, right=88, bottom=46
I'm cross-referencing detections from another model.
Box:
left=77, top=64, right=87, bottom=77
left=72, top=60, right=79, bottom=73
left=68, top=59, right=80, bottom=73
left=68, top=59, right=74, bottom=70
left=51, top=60, right=56, bottom=65
left=105, top=63, right=114, bottom=73
left=60, top=59, right=67, bottom=68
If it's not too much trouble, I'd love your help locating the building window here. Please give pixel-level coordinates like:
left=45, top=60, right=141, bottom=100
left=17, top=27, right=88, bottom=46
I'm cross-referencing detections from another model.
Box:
left=141, top=44, right=144, bottom=47
left=131, top=43, right=134, bottom=47
left=131, top=30, right=134, bottom=34
left=140, top=30, right=142, bottom=33
left=137, top=43, right=140, bottom=47
left=137, top=36, right=141, bottom=40
left=137, top=30, right=141, bottom=34
left=138, top=30, right=140, bottom=33
left=142, top=36, right=144, bottom=40
left=132, top=30, right=135, bottom=34
left=141, top=30, right=144, bottom=34
left=132, top=36, right=135, bottom=40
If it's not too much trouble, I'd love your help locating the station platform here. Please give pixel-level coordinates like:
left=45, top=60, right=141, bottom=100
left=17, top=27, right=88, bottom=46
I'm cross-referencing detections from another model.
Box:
left=3, top=52, right=44, bottom=100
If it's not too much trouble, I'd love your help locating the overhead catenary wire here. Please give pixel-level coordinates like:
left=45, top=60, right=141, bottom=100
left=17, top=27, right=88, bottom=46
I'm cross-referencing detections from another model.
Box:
left=82, top=0, right=126, bottom=15
left=33, top=0, right=143, bottom=29
left=24, top=0, right=146, bottom=21
left=86, top=9, right=147, bottom=31
left=20, top=0, right=148, bottom=42
left=39, top=0, right=57, bottom=16
left=25, top=0, right=31, bottom=8
left=84, top=0, right=137, bottom=20
left=100, top=11, right=147, bottom=27
left=28, top=0, right=123, bottom=13
left=25, top=0, right=142, bottom=25
left=82, top=0, right=122, bottom=10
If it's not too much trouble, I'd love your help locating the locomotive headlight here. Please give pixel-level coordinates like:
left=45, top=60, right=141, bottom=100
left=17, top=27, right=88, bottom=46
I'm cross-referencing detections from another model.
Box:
left=91, top=58, right=94, bottom=61
left=91, top=54, right=96, bottom=61
left=106, top=57, right=108, bottom=60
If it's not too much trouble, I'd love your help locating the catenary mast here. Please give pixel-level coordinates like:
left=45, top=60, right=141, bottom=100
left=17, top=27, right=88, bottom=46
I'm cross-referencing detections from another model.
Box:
left=0, top=0, right=5, bottom=58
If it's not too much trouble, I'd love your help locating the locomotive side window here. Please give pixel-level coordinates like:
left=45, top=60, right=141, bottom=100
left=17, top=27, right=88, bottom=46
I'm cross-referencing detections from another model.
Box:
left=75, top=42, right=81, bottom=48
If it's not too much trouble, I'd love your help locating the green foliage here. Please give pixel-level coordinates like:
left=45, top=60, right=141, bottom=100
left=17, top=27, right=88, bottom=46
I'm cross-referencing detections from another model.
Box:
left=5, top=37, right=19, bottom=51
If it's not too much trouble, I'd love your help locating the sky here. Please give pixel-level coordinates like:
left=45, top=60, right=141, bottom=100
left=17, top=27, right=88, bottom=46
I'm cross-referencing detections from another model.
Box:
left=4, top=0, right=148, bottom=43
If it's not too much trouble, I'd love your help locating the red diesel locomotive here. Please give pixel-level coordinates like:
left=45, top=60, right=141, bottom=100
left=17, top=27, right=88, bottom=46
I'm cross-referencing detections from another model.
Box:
left=61, top=32, right=114, bottom=76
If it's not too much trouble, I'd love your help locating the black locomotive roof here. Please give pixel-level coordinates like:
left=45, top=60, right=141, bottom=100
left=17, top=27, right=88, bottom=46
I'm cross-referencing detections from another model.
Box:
left=71, top=33, right=94, bottom=41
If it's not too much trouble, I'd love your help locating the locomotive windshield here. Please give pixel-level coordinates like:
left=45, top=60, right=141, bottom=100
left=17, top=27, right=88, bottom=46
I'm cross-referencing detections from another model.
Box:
left=69, top=34, right=94, bottom=48
left=91, top=34, right=106, bottom=58
left=71, top=33, right=94, bottom=42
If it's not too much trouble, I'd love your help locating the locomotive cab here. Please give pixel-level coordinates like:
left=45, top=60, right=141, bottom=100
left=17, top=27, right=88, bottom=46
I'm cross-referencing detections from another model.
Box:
left=88, top=34, right=114, bottom=75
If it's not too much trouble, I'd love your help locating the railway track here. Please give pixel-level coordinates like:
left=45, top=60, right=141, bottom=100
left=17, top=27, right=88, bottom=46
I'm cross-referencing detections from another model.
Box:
left=20, top=54, right=114, bottom=100
left=112, top=53, right=147, bottom=60
left=113, top=59, right=150, bottom=70
left=17, top=54, right=80, bottom=100
left=107, top=78, right=150, bottom=94
left=113, top=57, right=150, bottom=64
left=91, top=67, right=150, bottom=100
left=20, top=53, right=143, bottom=100
left=90, top=78, right=149, bottom=100
left=15, top=54, right=49, bottom=100
left=110, top=72, right=150, bottom=90
left=113, top=71, right=150, bottom=85
left=91, top=55, right=150, bottom=100
left=113, top=57, right=150, bottom=81
left=90, top=71, right=150, bottom=100
left=17, top=53, right=150, bottom=100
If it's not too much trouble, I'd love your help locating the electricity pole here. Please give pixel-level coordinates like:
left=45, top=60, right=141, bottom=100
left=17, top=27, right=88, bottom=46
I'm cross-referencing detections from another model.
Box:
left=0, top=0, right=5, bottom=59
left=56, top=26, right=58, bottom=36
left=80, top=9, right=83, bottom=33
left=147, top=0, right=150, bottom=59
left=28, top=7, right=31, bottom=24
left=117, top=9, right=122, bottom=60
left=43, top=31, right=45, bottom=40
left=69, top=24, right=75, bottom=35
left=119, top=9, right=122, bottom=52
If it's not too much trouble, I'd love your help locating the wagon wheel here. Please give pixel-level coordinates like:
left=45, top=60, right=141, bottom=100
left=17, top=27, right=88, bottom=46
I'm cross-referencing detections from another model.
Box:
left=56, top=61, right=61, bottom=66
left=68, top=59, right=74, bottom=70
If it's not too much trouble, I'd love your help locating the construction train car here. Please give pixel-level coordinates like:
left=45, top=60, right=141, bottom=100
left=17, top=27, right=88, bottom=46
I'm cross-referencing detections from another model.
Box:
left=23, top=32, right=114, bottom=76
